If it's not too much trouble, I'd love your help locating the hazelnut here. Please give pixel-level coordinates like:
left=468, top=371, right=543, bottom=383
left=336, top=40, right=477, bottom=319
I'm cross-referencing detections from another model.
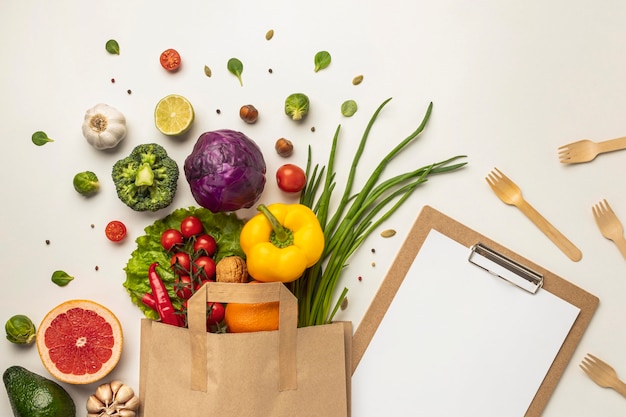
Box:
left=239, top=104, right=258, bottom=124
left=275, top=138, right=293, bottom=157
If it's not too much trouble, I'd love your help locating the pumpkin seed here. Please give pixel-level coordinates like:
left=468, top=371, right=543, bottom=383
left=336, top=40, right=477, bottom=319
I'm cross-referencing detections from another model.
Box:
left=380, top=229, right=396, bottom=238
left=352, top=75, right=364, bottom=85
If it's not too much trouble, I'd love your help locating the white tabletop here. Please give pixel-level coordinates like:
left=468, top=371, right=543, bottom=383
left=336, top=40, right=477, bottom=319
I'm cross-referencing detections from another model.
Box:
left=1, top=1, right=625, bottom=415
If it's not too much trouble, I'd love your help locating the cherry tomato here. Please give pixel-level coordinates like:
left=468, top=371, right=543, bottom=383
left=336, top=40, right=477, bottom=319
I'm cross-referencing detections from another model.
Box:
left=170, top=252, right=191, bottom=276
left=174, top=275, right=193, bottom=299
left=161, top=228, right=184, bottom=251
left=193, top=255, right=216, bottom=279
left=105, top=220, right=127, bottom=242
left=195, top=278, right=215, bottom=291
left=160, top=48, right=181, bottom=71
left=276, top=164, right=306, bottom=193
left=206, top=302, right=225, bottom=327
left=180, top=216, right=204, bottom=238
left=194, top=234, right=217, bottom=256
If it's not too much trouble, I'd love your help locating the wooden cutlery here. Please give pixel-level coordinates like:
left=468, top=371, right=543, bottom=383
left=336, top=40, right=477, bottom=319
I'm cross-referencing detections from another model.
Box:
left=592, top=199, right=626, bottom=260
left=485, top=168, right=582, bottom=262
left=558, top=136, right=626, bottom=164
left=580, top=353, right=626, bottom=397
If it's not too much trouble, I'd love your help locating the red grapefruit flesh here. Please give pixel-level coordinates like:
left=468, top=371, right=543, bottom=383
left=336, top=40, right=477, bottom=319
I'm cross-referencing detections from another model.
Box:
left=36, top=299, right=123, bottom=384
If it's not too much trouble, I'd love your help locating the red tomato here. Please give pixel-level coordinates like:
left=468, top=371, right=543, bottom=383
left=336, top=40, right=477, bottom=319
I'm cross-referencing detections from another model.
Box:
left=195, top=278, right=215, bottom=291
left=160, top=48, right=181, bottom=71
left=105, top=220, right=127, bottom=242
left=161, top=228, right=184, bottom=251
left=180, top=216, right=204, bottom=238
left=276, top=164, right=306, bottom=193
left=194, top=234, right=217, bottom=256
left=207, top=302, right=225, bottom=327
left=170, top=252, right=191, bottom=275
left=174, top=275, right=193, bottom=299
left=193, top=255, right=216, bottom=279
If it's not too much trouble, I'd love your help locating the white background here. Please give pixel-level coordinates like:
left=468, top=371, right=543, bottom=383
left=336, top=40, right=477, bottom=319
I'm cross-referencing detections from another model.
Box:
left=1, top=1, right=626, bottom=416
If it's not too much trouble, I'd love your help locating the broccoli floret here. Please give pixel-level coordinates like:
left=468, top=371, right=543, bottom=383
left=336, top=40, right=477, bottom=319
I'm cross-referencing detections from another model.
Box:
left=112, top=143, right=179, bottom=212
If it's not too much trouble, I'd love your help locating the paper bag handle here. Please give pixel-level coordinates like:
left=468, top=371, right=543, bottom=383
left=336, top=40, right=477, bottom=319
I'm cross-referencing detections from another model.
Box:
left=187, top=281, right=298, bottom=392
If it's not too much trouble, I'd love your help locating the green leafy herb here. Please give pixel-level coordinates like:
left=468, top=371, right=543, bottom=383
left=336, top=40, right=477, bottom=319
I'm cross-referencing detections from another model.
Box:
left=105, top=39, right=120, bottom=55
left=227, top=58, right=244, bottom=86
left=341, top=100, right=358, bottom=117
left=314, top=51, right=332, bottom=72
left=123, top=207, right=245, bottom=320
left=293, top=98, right=467, bottom=327
left=204, top=65, right=212, bottom=77
left=31, top=131, right=53, bottom=146
left=51, top=270, right=74, bottom=287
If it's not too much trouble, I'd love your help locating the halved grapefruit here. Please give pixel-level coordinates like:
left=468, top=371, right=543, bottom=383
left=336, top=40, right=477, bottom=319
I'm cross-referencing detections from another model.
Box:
left=36, top=300, right=123, bottom=385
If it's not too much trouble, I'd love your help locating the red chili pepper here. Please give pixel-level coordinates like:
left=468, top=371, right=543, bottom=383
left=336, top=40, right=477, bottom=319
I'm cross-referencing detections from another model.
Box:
left=148, top=262, right=181, bottom=326
left=141, top=292, right=157, bottom=310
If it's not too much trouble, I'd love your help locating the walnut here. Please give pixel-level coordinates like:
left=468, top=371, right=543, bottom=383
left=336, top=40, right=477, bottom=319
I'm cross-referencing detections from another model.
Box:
left=216, top=256, right=248, bottom=283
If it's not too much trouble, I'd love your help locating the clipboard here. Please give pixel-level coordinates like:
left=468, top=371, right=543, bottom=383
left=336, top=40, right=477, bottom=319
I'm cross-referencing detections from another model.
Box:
left=351, top=205, right=599, bottom=417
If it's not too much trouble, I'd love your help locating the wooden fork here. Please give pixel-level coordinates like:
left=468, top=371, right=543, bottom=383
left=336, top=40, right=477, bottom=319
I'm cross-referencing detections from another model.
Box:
left=580, top=353, right=626, bottom=397
left=558, top=136, right=626, bottom=164
left=485, top=168, right=582, bottom=262
left=592, top=199, right=626, bottom=260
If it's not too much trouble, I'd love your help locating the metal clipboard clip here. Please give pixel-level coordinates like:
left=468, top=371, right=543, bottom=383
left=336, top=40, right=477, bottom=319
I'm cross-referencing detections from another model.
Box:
left=468, top=243, right=544, bottom=294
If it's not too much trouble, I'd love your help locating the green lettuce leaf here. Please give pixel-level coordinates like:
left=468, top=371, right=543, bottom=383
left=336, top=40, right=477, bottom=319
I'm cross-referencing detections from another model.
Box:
left=122, top=206, right=245, bottom=319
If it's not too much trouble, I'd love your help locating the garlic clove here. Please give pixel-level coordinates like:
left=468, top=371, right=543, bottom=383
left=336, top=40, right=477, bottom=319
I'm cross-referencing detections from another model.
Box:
left=118, top=410, right=137, bottom=417
left=121, top=395, right=140, bottom=411
left=114, top=384, right=136, bottom=404
left=86, top=395, right=105, bottom=413
left=95, top=382, right=114, bottom=405
left=109, top=380, right=124, bottom=395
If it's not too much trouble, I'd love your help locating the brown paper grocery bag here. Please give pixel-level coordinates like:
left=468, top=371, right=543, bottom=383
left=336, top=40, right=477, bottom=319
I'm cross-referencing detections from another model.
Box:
left=139, top=281, right=352, bottom=417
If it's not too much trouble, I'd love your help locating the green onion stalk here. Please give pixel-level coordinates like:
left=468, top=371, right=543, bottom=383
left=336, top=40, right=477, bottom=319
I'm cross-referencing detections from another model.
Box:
left=290, top=98, right=467, bottom=327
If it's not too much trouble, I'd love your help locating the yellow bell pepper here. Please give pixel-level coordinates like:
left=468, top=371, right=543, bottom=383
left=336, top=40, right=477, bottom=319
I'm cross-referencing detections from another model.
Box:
left=239, top=203, right=324, bottom=283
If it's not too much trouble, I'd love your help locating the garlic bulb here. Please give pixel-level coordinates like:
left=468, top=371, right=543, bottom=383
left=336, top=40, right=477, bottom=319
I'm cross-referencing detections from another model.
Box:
left=82, top=103, right=127, bottom=150
left=86, top=380, right=140, bottom=417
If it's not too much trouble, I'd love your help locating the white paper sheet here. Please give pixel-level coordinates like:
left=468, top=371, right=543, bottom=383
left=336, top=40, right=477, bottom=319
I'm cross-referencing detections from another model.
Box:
left=352, top=229, right=581, bottom=417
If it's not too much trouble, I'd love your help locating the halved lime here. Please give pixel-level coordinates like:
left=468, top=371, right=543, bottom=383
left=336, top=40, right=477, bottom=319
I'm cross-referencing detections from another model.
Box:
left=154, top=94, right=194, bottom=136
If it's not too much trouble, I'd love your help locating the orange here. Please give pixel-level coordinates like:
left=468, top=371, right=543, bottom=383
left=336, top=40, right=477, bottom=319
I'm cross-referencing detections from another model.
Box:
left=36, top=300, right=123, bottom=384
left=224, top=282, right=280, bottom=333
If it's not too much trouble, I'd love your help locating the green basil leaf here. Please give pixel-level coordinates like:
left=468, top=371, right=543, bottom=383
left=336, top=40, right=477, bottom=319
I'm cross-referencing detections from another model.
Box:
left=314, top=50, right=332, bottom=72
left=31, top=131, right=53, bottom=146
left=341, top=100, right=358, bottom=117
left=227, top=58, right=244, bottom=86
left=105, top=39, right=120, bottom=55
left=51, top=270, right=74, bottom=287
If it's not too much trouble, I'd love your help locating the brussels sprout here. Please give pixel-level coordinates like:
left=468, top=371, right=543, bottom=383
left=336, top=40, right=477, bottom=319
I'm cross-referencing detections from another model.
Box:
left=284, top=93, right=310, bottom=121
left=5, top=314, right=36, bottom=345
left=73, top=171, right=100, bottom=196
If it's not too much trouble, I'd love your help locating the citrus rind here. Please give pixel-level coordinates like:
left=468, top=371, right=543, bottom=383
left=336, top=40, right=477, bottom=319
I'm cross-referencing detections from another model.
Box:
left=36, top=299, right=123, bottom=385
left=154, top=94, right=195, bottom=136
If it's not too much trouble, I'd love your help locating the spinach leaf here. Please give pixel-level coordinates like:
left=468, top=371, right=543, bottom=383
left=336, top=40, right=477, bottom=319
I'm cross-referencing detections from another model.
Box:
left=227, top=58, right=244, bottom=86
left=314, top=51, right=332, bottom=72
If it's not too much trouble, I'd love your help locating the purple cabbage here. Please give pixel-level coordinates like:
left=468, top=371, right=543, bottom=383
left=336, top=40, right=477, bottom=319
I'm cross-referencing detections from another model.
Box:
left=184, top=129, right=266, bottom=212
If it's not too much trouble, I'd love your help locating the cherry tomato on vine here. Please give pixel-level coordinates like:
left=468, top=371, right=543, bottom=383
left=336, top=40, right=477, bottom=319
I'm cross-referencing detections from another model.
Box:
left=194, top=234, right=217, bottom=256
left=105, top=220, right=127, bottom=242
left=160, top=48, right=181, bottom=71
left=206, top=302, right=225, bottom=327
left=276, top=164, right=306, bottom=193
left=170, top=252, right=191, bottom=276
left=161, top=228, right=184, bottom=251
left=193, top=255, right=216, bottom=279
left=174, top=275, right=193, bottom=299
left=180, top=216, right=204, bottom=238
